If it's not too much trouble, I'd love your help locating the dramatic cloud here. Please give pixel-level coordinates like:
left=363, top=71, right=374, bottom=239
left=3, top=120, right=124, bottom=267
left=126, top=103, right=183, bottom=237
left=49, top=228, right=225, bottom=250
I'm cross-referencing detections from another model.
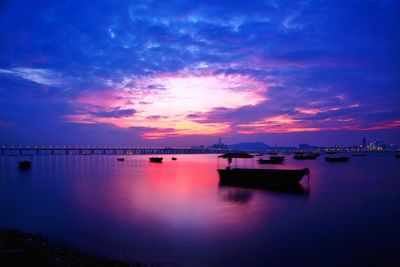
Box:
left=0, top=0, right=399, bottom=145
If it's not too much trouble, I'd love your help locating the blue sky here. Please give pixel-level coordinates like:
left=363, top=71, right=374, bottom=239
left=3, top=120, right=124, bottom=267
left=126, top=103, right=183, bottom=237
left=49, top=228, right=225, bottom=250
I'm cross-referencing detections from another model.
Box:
left=0, top=0, right=399, bottom=146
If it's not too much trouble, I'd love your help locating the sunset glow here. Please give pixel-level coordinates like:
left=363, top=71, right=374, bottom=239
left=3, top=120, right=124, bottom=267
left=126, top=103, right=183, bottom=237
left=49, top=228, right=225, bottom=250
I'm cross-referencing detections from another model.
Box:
left=66, top=72, right=267, bottom=138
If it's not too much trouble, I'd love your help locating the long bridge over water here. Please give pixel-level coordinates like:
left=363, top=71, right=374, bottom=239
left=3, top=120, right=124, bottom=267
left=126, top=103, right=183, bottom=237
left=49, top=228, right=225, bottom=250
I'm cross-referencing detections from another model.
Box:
left=0, top=146, right=233, bottom=156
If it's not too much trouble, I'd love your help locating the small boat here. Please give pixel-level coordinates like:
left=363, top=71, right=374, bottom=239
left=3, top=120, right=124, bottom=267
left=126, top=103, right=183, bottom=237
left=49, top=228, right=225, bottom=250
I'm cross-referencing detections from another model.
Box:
left=325, top=156, right=350, bottom=162
left=19, top=160, right=32, bottom=169
left=270, top=156, right=285, bottom=160
left=352, top=154, right=367, bottom=157
left=218, top=152, right=254, bottom=159
left=218, top=168, right=310, bottom=188
left=258, top=155, right=285, bottom=164
left=117, top=158, right=125, bottom=161
left=258, top=158, right=283, bottom=164
left=395, top=154, right=400, bottom=159
left=149, top=157, right=163, bottom=163
left=293, top=154, right=319, bottom=160
left=171, top=157, right=177, bottom=160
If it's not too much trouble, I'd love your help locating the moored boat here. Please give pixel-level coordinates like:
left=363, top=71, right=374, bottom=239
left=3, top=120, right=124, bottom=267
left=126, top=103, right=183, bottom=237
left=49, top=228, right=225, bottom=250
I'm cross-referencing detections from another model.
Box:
left=352, top=154, right=367, bottom=157
left=258, top=158, right=284, bottom=164
left=117, top=158, right=125, bottom=161
left=19, top=160, right=32, bottom=169
left=149, top=157, right=163, bottom=163
left=218, top=168, right=310, bottom=188
left=325, top=156, right=350, bottom=162
left=171, top=157, right=177, bottom=160
left=258, top=155, right=285, bottom=164
left=395, top=154, right=400, bottom=159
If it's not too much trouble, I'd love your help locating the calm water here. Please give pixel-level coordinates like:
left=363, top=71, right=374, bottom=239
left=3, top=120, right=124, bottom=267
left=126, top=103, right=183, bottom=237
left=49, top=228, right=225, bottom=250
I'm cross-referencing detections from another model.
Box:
left=1, top=153, right=400, bottom=266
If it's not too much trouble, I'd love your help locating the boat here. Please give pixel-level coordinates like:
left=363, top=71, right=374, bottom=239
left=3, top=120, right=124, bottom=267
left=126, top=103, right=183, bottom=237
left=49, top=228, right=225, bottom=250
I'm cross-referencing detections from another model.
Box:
left=117, top=158, right=125, bottom=161
left=258, top=158, right=283, bottom=164
left=172, top=157, right=177, bottom=160
left=218, top=152, right=254, bottom=159
left=270, top=156, right=285, bottom=160
left=19, top=160, right=32, bottom=169
left=258, top=155, right=285, bottom=164
left=149, top=157, right=163, bottom=163
left=352, top=154, right=367, bottom=157
left=293, top=154, right=319, bottom=160
left=396, top=154, right=400, bottom=159
left=325, top=156, right=350, bottom=162
left=218, top=168, right=310, bottom=188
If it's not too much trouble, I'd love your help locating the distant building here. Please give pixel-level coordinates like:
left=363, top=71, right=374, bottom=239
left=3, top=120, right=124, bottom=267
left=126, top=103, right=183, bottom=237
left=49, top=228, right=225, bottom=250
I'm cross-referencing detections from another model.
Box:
left=362, top=137, right=367, bottom=148
left=209, top=137, right=228, bottom=149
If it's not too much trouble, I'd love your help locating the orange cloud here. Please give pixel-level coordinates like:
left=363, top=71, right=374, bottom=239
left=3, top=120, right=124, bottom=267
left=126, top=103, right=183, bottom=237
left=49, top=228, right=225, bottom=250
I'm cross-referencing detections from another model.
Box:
left=66, top=72, right=267, bottom=138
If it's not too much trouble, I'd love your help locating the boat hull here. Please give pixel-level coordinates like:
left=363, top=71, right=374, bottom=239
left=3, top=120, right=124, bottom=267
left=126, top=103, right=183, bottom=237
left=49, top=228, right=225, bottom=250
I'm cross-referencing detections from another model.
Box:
left=218, top=168, right=309, bottom=189
left=19, top=161, right=32, bottom=170
left=149, top=157, right=163, bottom=163
left=325, top=157, right=349, bottom=162
left=258, top=159, right=284, bottom=164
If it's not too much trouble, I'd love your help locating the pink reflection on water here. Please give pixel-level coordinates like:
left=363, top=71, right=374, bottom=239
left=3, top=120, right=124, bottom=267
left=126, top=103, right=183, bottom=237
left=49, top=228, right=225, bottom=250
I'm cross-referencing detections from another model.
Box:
left=71, top=156, right=284, bottom=239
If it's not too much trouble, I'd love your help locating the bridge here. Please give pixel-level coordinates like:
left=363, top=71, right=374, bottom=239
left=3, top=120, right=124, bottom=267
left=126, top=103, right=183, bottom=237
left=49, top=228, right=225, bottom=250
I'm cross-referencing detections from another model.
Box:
left=0, top=146, right=232, bottom=156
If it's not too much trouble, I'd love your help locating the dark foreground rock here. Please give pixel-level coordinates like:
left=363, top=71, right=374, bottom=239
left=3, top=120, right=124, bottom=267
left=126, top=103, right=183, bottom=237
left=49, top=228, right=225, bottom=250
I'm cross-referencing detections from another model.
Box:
left=0, top=230, right=147, bottom=267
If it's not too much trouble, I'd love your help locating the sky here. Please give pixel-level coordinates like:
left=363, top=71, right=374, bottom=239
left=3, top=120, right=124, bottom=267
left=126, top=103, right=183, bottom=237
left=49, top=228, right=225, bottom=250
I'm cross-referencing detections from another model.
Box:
left=0, top=0, right=399, bottom=147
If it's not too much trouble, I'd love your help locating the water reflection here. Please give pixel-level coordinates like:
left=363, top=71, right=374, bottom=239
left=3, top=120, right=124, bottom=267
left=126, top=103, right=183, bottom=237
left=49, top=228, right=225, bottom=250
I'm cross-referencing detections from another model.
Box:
left=1, top=153, right=400, bottom=267
left=219, top=188, right=254, bottom=204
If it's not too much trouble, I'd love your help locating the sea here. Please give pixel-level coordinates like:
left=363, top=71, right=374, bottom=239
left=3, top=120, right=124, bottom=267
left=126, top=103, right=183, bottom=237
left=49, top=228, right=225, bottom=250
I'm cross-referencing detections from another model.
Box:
left=1, top=153, right=399, bottom=266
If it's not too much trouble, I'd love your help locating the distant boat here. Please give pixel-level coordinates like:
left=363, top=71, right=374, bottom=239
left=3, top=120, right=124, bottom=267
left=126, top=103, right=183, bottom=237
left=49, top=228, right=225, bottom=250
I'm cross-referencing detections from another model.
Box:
left=258, top=155, right=285, bottom=164
left=352, top=154, right=367, bottom=157
left=218, top=168, right=310, bottom=188
left=325, top=156, right=350, bottom=162
left=117, top=158, right=125, bottom=161
left=218, top=152, right=254, bottom=159
left=293, top=154, right=319, bottom=160
left=270, top=156, right=285, bottom=161
left=172, top=157, right=177, bottom=160
left=149, top=157, right=163, bottom=163
left=258, top=158, right=283, bottom=164
left=396, top=154, right=400, bottom=159
left=19, top=160, right=32, bottom=169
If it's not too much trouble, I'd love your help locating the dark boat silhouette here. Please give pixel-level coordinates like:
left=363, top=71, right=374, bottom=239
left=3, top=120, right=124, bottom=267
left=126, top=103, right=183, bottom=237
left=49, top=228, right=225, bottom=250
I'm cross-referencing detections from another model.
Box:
left=395, top=154, right=400, bottom=159
left=293, top=154, right=319, bottom=160
left=19, top=160, right=32, bottom=169
left=258, top=156, right=285, bottom=164
left=218, top=168, right=310, bottom=188
left=171, top=157, right=177, bottom=160
left=352, top=154, right=367, bottom=156
left=149, top=157, right=163, bottom=163
left=325, top=156, right=350, bottom=162
left=117, top=158, right=125, bottom=161
left=218, top=152, right=254, bottom=159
